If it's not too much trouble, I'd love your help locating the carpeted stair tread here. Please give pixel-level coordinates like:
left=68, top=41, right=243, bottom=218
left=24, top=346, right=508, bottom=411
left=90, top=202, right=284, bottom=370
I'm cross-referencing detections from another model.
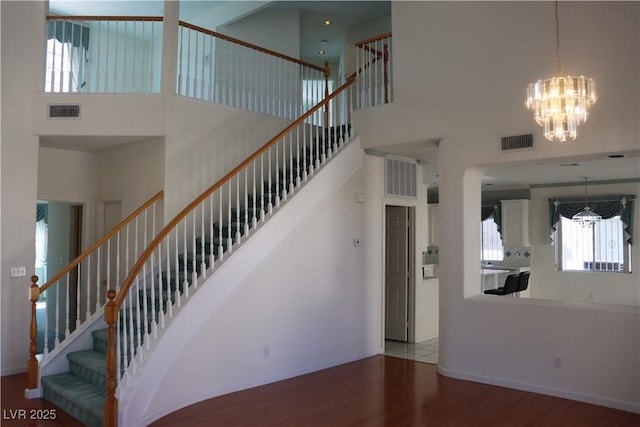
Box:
left=41, top=373, right=105, bottom=427
left=67, top=350, right=107, bottom=388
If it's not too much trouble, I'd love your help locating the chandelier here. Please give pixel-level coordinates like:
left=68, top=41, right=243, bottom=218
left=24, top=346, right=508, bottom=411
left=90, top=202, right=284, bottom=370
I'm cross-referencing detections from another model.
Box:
left=525, top=1, right=597, bottom=142
left=572, top=177, right=601, bottom=227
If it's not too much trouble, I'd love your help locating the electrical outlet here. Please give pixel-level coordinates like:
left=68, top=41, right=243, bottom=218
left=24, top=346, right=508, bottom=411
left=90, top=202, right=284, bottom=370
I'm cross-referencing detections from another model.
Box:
left=10, top=266, right=26, bottom=277
left=263, top=346, right=271, bottom=359
left=553, top=355, right=563, bottom=369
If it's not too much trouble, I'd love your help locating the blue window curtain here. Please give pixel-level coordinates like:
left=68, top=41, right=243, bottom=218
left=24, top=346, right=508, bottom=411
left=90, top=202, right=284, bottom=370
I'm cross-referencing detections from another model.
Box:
left=548, top=195, right=635, bottom=244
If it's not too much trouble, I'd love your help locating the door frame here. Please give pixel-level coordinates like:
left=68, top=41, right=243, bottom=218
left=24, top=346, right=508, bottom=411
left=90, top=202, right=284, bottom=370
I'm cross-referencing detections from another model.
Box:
left=383, top=203, right=416, bottom=343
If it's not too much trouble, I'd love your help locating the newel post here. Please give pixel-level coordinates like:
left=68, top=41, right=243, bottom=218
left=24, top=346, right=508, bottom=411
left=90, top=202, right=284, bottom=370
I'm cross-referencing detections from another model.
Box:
left=27, top=275, right=40, bottom=390
left=104, top=290, right=118, bottom=427
left=323, top=60, right=330, bottom=126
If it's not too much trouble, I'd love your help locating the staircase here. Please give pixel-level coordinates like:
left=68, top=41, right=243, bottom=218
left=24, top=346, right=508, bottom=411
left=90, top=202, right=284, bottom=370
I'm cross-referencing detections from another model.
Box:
left=39, top=125, right=352, bottom=427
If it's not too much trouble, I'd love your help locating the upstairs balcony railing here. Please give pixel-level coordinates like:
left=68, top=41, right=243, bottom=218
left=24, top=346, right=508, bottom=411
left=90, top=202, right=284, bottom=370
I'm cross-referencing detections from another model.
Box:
left=177, top=21, right=329, bottom=120
left=353, top=32, right=393, bottom=109
left=45, top=15, right=163, bottom=94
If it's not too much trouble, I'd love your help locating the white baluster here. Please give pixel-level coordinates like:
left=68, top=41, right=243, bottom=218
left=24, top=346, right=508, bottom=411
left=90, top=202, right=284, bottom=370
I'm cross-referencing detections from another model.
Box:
left=200, top=204, right=206, bottom=279
left=76, top=264, right=81, bottom=329
left=183, top=221, right=189, bottom=298
left=43, top=295, right=49, bottom=360
left=227, top=183, right=233, bottom=252
left=64, top=275, right=70, bottom=339
left=236, top=176, right=241, bottom=244
left=218, top=192, right=224, bottom=261
left=252, top=161, right=257, bottom=229
left=244, top=168, right=249, bottom=236
left=150, top=251, right=157, bottom=338
left=209, top=196, right=215, bottom=269
left=177, top=25, right=184, bottom=95
left=86, top=254, right=91, bottom=320
left=96, top=246, right=101, bottom=311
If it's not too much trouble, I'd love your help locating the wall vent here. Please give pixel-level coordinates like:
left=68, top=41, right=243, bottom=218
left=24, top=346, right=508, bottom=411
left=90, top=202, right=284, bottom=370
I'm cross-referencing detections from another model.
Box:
left=49, top=104, right=80, bottom=119
left=385, top=156, right=417, bottom=198
left=501, top=133, right=533, bottom=151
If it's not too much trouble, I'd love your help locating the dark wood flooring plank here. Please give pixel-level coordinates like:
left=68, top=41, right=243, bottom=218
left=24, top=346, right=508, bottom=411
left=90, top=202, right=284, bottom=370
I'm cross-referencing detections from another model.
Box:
left=3, top=356, right=638, bottom=427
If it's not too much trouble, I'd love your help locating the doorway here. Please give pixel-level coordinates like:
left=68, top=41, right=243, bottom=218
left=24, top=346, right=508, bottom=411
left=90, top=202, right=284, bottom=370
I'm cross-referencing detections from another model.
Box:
left=384, top=205, right=415, bottom=342
left=35, top=201, right=84, bottom=351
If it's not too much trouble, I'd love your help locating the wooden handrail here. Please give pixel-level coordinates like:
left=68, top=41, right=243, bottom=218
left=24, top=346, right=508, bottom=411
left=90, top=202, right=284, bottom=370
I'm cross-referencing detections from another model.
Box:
left=38, top=191, right=163, bottom=295
left=179, top=21, right=326, bottom=73
left=47, top=15, right=164, bottom=22
left=354, top=32, right=392, bottom=48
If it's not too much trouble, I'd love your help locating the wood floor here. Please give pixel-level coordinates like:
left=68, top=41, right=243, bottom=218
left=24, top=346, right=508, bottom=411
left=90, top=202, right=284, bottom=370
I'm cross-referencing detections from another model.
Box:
left=2, top=355, right=638, bottom=426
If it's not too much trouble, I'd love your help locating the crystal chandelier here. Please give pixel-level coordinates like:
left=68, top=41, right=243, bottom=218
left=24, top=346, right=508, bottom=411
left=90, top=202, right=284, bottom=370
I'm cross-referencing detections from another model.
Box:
left=525, top=1, right=597, bottom=142
left=572, top=177, right=601, bottom=226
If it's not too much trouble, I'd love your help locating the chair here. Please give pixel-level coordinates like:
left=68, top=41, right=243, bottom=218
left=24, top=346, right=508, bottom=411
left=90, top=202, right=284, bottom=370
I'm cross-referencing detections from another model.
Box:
left=484, top=273, right=519, bottom=296
left=516, top=271, right=530, bottom=293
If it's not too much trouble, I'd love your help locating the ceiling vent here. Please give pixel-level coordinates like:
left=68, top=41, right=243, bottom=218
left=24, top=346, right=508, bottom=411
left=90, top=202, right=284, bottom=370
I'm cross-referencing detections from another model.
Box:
left=501, top=133, right=533, bottom=151
left=49, top=104, right=80, bottom=119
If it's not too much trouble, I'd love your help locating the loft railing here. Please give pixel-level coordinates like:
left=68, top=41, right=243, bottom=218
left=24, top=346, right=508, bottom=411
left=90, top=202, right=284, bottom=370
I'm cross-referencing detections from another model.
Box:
left=353, top=32, right=393, bottom=109
left=177, top=21, right=329, bottom=120
left=103, top=76, right=357, bottom=426
left=45, top=15, right=163, bottom=93
left=27, top=192, right=164, bottom=390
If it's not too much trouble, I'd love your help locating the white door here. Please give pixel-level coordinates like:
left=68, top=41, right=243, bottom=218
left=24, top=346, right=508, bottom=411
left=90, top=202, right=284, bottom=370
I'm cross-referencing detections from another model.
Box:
left=385, top=205, right=409, bottom=341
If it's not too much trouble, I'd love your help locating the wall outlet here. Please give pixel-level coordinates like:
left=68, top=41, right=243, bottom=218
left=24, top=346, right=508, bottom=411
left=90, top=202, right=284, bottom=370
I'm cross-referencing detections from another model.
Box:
left=553, top=355, right=563, bottom=369
left=263, top=346, right=271, bottom=359
left=10, top=266, right=26, bottom=277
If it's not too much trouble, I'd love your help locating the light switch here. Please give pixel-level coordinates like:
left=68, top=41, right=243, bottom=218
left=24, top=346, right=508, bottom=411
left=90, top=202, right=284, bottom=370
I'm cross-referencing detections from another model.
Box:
left=11, top=266, right=27, bottom=277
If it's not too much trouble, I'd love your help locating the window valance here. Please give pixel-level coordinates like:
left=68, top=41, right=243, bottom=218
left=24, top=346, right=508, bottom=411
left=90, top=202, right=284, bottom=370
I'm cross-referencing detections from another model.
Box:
left=548, top=195, right=635, bottom=244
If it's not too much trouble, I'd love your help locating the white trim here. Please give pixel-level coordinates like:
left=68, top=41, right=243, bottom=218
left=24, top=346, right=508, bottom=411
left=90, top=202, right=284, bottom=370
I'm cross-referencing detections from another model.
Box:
left=437, top=365, right=640, bottom=414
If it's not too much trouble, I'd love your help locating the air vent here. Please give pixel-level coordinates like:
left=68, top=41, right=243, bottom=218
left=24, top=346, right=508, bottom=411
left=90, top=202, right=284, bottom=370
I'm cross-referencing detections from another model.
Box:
left=49, top=104, right=80, bottom=119
left=385, top=156, right=417, bottom=198
left=501, top=133, right=533, bottom=151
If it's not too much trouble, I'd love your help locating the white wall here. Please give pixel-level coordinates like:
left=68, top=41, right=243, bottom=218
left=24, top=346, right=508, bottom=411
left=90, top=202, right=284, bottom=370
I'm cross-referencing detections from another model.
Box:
left=97, top=137, right=165, bottom=217
left=121, top=145, right=385, bottom=425
left=164, top=97, right=294, bottom=218
left=529, top=182, right=640, bottom=306
left=218, top=7, right=300, bottom=59
left=376, top=1, right=640, bottom=412
left=1, top=1, right=48, bottom=375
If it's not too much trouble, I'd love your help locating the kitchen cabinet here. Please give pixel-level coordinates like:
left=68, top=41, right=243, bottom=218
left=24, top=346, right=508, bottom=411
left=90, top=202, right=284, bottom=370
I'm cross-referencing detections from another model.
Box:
left=500, top=199, right=530, bottom=247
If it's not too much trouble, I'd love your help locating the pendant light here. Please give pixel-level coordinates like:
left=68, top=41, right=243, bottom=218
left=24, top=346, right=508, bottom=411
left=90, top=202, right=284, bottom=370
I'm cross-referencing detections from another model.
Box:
left=525, top=1, right=597, bottom=142
left=572, top=176, right=601, bottom=226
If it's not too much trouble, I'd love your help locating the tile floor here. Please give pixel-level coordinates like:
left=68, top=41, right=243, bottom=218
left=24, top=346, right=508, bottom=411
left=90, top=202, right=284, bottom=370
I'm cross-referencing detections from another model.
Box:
left=383, top=337, right=439, bottom=364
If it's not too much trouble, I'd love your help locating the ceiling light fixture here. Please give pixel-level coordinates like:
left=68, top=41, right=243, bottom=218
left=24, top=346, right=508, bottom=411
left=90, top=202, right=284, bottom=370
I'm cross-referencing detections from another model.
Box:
left=323, top=20, right=332, bottom=26
left=318, top=50, right=326, bottom=56
left=572, top=176, right=601, bottom=226
left=525, top=1, right=597, bottom=142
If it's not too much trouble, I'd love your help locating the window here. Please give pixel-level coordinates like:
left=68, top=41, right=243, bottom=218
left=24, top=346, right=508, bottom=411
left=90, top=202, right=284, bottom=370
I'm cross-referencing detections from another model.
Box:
left=481, top=217, right=504, bottom=261
left=549, top=194, right=635, bottom=273
left=556, top=215, right=631, bottom=272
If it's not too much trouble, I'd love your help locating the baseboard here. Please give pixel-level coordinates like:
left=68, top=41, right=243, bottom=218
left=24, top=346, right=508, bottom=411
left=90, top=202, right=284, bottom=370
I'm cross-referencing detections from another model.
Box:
left=1, top=366, right=26, bottom=377
left=437, top=365, right=640, bottom=414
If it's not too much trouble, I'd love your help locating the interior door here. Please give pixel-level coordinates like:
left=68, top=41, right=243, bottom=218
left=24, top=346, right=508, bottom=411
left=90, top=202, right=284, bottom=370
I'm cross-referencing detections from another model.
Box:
left=385, top=205, right=409, bottom=341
